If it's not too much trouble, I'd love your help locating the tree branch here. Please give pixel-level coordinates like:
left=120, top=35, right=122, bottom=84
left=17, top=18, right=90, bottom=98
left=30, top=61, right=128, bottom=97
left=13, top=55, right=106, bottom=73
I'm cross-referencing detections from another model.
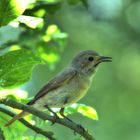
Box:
left=0, top=99, right=95, bottom=140
left=0, top=107, right=56, bottom=140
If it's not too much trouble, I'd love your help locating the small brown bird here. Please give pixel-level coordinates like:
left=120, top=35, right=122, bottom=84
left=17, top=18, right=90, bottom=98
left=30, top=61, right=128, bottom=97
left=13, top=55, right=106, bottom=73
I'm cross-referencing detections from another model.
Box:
left=5, top=50, right=112, bottom=126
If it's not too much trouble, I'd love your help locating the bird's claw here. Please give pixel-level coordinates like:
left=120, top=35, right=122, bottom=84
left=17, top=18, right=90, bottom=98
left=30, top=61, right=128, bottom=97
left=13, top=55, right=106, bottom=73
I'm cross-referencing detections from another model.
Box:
left=73, top=124, right=86, bottom=135
left=77, top=124, right=86, bottom=133
left=51, top=115, right=60, bottom=125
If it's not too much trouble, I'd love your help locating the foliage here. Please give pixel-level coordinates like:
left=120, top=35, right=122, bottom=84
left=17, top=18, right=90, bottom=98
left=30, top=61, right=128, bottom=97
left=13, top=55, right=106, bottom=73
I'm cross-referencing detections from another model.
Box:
left=0, top=112, right=27, bottom=140
left=0, top=0, right=98, bottom=140
left=0, top=49, right=41, bottom=88
left=66, top=103, right=98, bottom=120
left=1, top=0, right=139, bottom=140
left=0, top=0, right=29, bottom=26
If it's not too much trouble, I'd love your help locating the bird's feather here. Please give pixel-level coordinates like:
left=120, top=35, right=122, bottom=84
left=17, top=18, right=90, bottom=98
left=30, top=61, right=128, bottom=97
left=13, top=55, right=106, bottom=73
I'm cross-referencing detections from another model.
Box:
left=4, top=111, right=28, bottom=127
left=28, top=68, right=77, bottom=105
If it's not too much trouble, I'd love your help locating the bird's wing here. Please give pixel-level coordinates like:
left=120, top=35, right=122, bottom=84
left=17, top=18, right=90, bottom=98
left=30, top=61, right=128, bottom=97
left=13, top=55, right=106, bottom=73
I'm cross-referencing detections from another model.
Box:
left=28, top=69, right=77, bottom=105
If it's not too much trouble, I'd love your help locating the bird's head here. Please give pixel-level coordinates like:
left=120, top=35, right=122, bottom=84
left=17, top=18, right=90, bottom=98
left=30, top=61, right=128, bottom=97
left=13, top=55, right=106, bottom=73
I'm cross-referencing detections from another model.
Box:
left=71, top=50, right=112, bottom=76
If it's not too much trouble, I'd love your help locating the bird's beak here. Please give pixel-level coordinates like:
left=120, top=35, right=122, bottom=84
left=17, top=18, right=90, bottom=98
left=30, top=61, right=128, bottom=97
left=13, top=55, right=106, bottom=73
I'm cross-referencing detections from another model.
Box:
left=94, top=56, right=112, bottom=67
left=100, top=56, right=112, bottom=62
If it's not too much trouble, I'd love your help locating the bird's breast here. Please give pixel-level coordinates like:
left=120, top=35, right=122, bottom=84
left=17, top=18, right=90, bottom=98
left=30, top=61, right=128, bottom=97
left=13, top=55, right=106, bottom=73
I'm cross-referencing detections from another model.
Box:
left=63, top=74, right=91, bottom=106
left=33, top=74, right=91, bottom=108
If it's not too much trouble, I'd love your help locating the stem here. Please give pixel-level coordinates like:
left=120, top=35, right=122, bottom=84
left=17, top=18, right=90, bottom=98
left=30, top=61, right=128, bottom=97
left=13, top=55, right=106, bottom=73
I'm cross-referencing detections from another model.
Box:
left=0, top=107, right=56, bottom=140
left=0, top=99, right=95, bottom=140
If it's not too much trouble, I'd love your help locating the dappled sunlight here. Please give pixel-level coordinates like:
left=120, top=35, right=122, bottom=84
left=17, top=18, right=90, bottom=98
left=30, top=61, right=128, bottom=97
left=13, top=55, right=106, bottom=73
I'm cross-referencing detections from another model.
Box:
left=0, top=0, right=140, bottom=140
left=13, top=0, right=29, bottom=14
left=10, top=45, right=21, bottom=51
left=40, top=52, right=60, bottom=63
left=17, top=15, right=44, bottom=29
left=45, top=24, right=68, bottom=41
left=66, top=103, right=98, bottom=120
left=0, top=88, right=28, bottom=100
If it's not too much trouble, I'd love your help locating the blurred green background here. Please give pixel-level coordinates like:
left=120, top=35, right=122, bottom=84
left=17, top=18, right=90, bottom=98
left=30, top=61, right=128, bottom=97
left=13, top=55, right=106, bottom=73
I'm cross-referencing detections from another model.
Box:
left=0, top=0, right=140, bottom=140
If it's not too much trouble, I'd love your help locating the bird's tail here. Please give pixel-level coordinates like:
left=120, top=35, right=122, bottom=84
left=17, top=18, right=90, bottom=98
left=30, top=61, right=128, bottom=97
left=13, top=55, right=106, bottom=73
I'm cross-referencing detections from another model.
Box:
left=4, top=111, right=29, bottom=127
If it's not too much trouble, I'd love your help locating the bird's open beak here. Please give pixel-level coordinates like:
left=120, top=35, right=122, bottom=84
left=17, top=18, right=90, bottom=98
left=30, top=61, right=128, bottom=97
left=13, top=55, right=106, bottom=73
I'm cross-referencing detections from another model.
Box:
left=94, top=56, right=112, bottom=67
left=100, top=56, right=112, bottom=62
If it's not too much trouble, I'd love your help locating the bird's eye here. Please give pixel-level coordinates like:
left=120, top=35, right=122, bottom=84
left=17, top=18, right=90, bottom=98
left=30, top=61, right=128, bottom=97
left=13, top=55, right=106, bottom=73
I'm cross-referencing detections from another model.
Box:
left=88, top=56, right=94, bottom=62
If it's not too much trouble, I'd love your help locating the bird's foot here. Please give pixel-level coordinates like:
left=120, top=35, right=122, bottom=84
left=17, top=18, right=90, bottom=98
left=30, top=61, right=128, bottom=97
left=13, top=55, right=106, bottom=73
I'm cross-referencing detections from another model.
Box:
left=77, top=124, right=86, bottom=133
left=44, top=105, right=60, bottom=125
left=59, top=107, right=74, bottom=122
left=74, top=124, right=86, bottom=135
left=51, top=114, right=60, bottom=125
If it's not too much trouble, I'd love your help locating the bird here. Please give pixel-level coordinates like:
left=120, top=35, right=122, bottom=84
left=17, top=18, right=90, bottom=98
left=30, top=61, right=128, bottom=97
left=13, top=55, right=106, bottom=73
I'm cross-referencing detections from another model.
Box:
left=4, top=50, right=112, bottom=127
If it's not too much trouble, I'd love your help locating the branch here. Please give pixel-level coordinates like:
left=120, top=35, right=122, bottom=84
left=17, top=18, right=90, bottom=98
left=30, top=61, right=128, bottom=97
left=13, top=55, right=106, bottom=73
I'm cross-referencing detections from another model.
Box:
left=0, top=99, right=95, bottom=140
left=0, top=107, right=56, bottom=140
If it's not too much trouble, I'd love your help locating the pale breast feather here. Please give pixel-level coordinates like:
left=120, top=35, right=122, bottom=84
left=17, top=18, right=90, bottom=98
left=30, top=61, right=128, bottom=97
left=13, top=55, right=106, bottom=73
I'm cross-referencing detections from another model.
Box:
left=64, top=73, right=91, bottom=106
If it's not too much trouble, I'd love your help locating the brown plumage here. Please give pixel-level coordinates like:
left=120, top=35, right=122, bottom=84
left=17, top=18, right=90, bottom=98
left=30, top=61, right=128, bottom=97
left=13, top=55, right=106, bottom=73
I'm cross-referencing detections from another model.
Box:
left=4, top=50, right=112, bottom=127
left=4, top=111, right=29, bottom=127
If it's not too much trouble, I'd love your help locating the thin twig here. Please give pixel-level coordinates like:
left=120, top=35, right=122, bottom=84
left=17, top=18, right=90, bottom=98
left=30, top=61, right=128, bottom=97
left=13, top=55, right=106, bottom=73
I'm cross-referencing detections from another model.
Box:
left=0, top=99, right=95, bottom=140
left=0, top=107, right=56, bottom=140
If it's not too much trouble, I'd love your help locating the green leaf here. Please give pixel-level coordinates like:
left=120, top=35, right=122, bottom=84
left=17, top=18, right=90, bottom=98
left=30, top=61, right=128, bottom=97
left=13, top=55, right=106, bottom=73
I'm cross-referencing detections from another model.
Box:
left=0, top=111, right=27, bottom=140
left=17, top=15, right=44, bottom=29
left=66, top=103, right=99, bottom=120
left=0, top=88, right=29, bottom=103
left=74, top=137, right=84, bottom=140
left=0, top=0, right=29, bottom=26
left=0, top=49, right=41, bottom=88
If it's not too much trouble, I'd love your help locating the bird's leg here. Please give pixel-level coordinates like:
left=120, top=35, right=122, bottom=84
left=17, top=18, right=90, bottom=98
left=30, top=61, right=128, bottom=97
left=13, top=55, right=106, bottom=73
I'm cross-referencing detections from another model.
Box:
left=59, top=98, right=74, bottom=122
left=59, top=107, right=73, bottom=122
left=44, top=105, right=57, bottom=115
left=44, top=105, right=59, bottom=125
left=60, top=108, right=86, bottom=134
left=60, top=99, right=86, bottom=133
left=77, top=124, right=86, bottom=133
left=73, top=124, right=86, bottom=135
